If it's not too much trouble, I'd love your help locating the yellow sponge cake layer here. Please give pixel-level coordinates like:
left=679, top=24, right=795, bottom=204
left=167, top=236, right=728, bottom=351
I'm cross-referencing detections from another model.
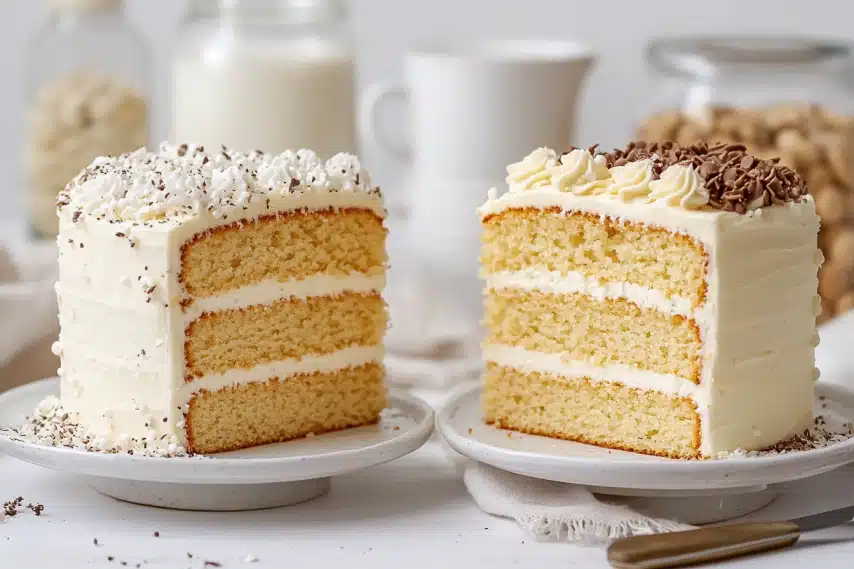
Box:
left=186, top=363, right=386, bottom=454
left=482, top=208, right=708, bottom=306
left=185, top=293, right=386, bottom=379
left=181, top=209, right=387, bottom=298
left=484, top=363, right=701, bottom=459
left=485, top=288, right=702, bottom=382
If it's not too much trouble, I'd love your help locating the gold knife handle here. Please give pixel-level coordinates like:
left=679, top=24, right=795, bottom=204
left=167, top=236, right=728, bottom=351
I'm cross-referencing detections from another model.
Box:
left=606, top=522, right=801, bottom=569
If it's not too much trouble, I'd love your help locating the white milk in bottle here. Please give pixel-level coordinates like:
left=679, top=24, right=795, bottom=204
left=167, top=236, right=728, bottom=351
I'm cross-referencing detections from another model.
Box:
left=171, top=0, right=355, bottom=156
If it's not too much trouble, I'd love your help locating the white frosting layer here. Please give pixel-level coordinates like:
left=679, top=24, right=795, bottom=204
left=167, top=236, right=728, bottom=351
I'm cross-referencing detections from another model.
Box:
left=481, top=186, right=820, bottom=457
left=484, top=345, right=705, bottom=406
left=501, top=147, right=711, bottom=210
left=485, top=268, right=694, bottom=319
left=56, top=173, right=386, bottom=449
left=59, top=143, right=382, bottom=224
left=177, top=346, right=384, bottom=404
left=184, top=274, right=386, bottom=323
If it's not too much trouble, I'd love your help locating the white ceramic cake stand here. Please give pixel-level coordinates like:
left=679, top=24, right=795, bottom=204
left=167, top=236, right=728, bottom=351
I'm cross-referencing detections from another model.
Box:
left=0, top=378, right=434, bottom=511
left=437, top=383, right=854, bottom=524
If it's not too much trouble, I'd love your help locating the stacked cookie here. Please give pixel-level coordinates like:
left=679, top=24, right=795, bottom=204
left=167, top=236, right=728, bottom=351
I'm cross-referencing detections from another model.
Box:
left=25, top=71, right=148, bottom=237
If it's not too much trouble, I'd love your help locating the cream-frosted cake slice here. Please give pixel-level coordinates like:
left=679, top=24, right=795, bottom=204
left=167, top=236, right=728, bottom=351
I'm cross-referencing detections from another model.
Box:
left=54, top=143, right=387, bottom=455
left=480, top=141, right=821, bottom=458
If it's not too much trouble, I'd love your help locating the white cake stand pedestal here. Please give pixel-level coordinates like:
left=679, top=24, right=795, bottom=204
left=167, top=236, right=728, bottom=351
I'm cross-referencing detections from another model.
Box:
left=437, top=384, right=854, bottom=525
left=0, top=378, right=434, bottom=511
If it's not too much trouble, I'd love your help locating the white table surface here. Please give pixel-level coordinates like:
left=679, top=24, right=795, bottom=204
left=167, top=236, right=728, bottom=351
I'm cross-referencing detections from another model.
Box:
left=3, top=425, right=854, bottom=568
left=2, top=315, right=854, bottom=568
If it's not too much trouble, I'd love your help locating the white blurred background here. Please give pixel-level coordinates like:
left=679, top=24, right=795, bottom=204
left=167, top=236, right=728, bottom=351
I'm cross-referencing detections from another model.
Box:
left=1, top=0, right=853, bottom=223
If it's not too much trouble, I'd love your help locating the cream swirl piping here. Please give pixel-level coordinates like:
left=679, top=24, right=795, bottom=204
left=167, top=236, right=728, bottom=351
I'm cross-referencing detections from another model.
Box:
left=550, top=149, right=612, bottom=195
left=607, top=159, right=655, bottom=202
left=648, top=164, right=710, bottom=210
left=506, top=147, right=558, bottom=190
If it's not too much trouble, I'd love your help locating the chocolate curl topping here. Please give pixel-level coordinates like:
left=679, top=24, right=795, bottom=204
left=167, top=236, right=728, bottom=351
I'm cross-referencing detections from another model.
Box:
left=593, top=140, right=807, bottom=213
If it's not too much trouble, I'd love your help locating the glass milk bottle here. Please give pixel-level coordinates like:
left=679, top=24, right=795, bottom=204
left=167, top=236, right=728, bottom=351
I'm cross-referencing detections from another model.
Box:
left=171, top=0, right=357, bottom=157
left=25, top=0, right=150, bottom=238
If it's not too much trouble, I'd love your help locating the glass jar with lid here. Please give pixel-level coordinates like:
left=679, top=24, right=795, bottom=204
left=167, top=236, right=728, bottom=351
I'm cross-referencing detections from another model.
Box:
left=25, top=0, right=150, bottom=239
left=637, top=37, right=854, bottom=322
left=171, top=0, right=357, bottom=158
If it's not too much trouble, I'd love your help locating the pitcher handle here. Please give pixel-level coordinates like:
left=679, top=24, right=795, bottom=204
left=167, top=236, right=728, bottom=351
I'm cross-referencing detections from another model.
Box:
left=359, top=81, right=413, bottom=165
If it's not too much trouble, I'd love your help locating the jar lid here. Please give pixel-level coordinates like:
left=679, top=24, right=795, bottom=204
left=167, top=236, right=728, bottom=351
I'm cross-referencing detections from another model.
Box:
left=47, top=0, right=121, bottom=11
left=188, top=0, right=347, bottom=24
left=647, top=36, right=851, bottom=78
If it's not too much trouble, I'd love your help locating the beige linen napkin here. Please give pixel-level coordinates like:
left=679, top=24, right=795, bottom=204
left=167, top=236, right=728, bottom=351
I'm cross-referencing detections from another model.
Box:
left=446, top=311, right=854, bottom=543
left=0, top=241, right=59, bottom=392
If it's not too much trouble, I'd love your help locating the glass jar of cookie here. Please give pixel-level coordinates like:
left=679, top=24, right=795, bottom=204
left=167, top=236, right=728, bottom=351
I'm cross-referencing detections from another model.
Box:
left=25, top=0, right=150, bottom=239
left=638, top=37, right=854, bottom=322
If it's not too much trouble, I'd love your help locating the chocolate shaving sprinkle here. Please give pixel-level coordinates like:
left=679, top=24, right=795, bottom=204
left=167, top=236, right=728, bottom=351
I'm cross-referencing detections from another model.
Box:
left=597, top=140, right=808, bottom=214
left=72, top=211, right=82, bottom=223
left=204, top=562, right=222, bottom=568
left=26, top=503, right=44, bottom=516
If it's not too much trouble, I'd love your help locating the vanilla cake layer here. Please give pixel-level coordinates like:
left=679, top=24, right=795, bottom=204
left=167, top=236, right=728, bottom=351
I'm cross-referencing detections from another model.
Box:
left=479, top=145, right=822, bottom=457
left=485, top=287, right=701, bottom=381
left=186, top=363, right=386, bottom=454
left=484, top=363, right=700, bottom=459
left=56, top=145, right=388, bottom=454
left=482, top=208, right=708, bottom=305
left=181, top=209, right=386, bottom=298
left=184, top=293, right=385, bottom=379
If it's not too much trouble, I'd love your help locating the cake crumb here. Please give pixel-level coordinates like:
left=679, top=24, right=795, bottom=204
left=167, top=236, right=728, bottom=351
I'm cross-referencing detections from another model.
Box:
left=26, top=502, right=45, bottom=516
left=717, top=419, right=854, bottom=459
left=0, top=396, right=194, bottom=458
left=3, top=497, right=24, bottom=518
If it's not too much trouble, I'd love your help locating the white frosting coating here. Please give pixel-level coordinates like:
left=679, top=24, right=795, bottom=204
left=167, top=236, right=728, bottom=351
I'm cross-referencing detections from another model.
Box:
left=550, top=149, right=611, bottom=195
left=58, top=143, right=381, bottom=224
left=175, top=346, right=384, bottom=404
left=484, top=345, right=704, bottom=405
left=648, top=164, right=709, bottom=210
left=485, top=268, right=696, bottom=322
left=481, top=180, right=820, bottom=457
left=56, top=154, right=386, bottom=451
left=607, top=159, right=656, bottom=202
left=183, top=274, right=386, bottom=323
left=502, top=147, right=711, bottom=210
left=504, top=147, right=557, bottom=190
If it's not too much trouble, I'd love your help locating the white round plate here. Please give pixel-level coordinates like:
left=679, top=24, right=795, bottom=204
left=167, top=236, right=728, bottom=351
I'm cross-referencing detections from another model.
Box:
left=0, top=378, right=434, bottom=511
left=438, top=384, right=854, bottom=493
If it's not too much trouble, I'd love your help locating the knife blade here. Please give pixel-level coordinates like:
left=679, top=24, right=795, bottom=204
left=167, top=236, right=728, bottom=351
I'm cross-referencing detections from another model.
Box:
left=788, top=505, right=854, bottom=533
left=607, top=505, right=854, bottom=569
